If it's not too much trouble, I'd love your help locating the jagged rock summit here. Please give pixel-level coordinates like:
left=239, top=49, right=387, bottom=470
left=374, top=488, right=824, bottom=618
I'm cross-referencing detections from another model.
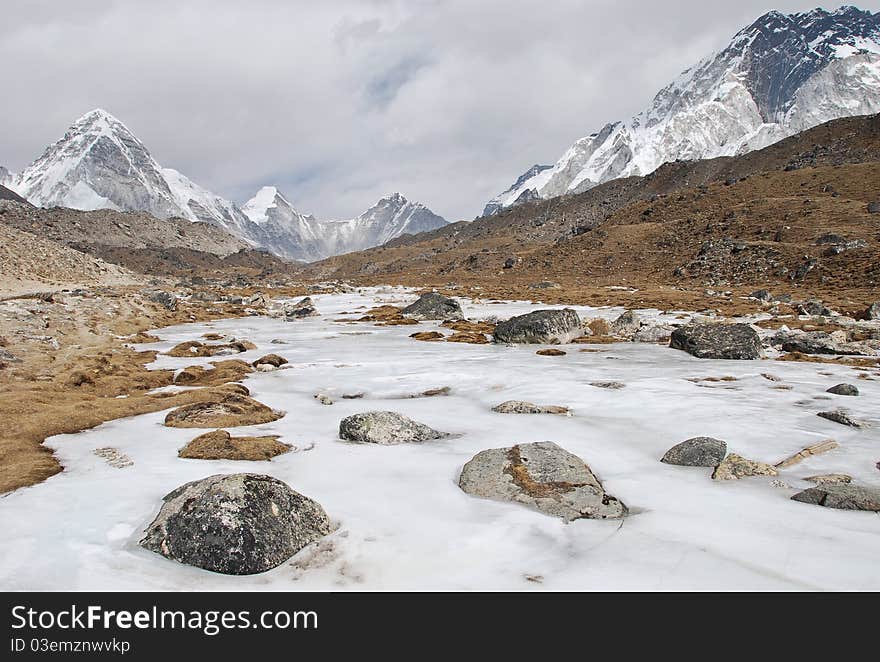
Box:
left=240, top=187, right=447, bottom=262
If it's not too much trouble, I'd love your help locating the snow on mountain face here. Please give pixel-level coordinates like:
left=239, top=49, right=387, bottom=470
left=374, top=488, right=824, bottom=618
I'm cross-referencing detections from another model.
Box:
left=487, top=6, right=880, bottom=212
left=241, top=188, right=447, bottom=262
left=482, top=164, right=552, bottom=216
left=0, top=166, right=13, bottom=187
left=8, top=109, right=262, bottom=243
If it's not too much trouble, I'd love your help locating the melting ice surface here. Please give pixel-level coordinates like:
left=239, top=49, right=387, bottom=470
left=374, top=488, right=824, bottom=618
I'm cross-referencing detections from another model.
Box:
left=1, top=287, right=879, bottom=590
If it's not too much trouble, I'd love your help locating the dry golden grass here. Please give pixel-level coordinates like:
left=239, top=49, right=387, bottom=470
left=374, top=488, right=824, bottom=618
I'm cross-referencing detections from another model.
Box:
left=164, top=393, right=284, bottom=428
left=173, top=360, right=253, bottom=386
left=178, top=429, right=291, bottom=461
left=0, top=288, right=263, bottom=494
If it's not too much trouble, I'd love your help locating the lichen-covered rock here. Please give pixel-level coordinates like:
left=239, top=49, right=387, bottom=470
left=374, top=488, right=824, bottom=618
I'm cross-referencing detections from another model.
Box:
left=791, top=483, right=880, bottom=511
left=492, top=401, right=570, bottom=415
left=817, top=410, right=867, bottom=428
left=139, top=474, right=331, bottom=575
left=458, top=441, right=627, bottom=521
left=493, top=309, right=581, bottom=345
left=164, top=394, right=284, bottom=428
left=711, top=453, right=778, bottom=480
left=178, top=430, right=291, bottom=461
left=338, top=411, right=448, bottom=444
left=670, top=323, right=761, bottom=360
left=826, top=383, right=859, bottom=396
left=401, top=293, right=463, bottom=320
left=609, top=310, right=641, bottom=338
left=661, top=437, right=727, bottom=467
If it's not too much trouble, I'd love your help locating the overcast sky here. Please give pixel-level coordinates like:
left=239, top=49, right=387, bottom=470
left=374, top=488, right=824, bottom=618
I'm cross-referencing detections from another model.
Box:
left=2, top=0, right=878, bottom=221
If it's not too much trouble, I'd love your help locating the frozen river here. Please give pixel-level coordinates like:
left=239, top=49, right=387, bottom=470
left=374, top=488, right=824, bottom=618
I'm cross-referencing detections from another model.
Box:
left=1, top=287, right=878, bottom=590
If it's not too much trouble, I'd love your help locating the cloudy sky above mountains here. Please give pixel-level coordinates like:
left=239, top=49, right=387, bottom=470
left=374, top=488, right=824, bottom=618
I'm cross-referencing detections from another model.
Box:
left=3, top=1, right=879, bottom=221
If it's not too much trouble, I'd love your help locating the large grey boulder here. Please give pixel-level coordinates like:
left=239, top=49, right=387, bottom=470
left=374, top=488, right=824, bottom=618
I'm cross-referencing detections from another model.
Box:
left=458, top=441, right=627, bottom=521
left=339, top=411, right=448, bottom=444
left=661, top=437, right=727, bottom=467
left=670, top=323, right=761, bottom=360
left=402, top=293, right=463, bottom=320
left=493, top=309, right=581, bottom=345
left=791, top=483, right=880, bottom=511
left=139, top=474, right=331, bottom=575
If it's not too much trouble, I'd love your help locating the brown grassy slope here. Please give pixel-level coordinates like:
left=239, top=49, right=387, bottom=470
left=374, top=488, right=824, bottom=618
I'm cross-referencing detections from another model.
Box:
left=0, top=200, right=300, bottom=281
left=303, top=114, right=880, bottom=311
left=0, top=223, right=141, bottom=296
left=0, top=288, right=306, bottom=494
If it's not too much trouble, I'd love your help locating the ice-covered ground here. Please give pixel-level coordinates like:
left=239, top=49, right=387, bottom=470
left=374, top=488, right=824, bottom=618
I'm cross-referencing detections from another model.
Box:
left=1, top=287, right=878, bottom=591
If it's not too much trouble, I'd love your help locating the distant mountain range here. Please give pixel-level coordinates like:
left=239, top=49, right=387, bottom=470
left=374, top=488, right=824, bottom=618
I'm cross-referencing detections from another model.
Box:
left=4, top=109, right=447, bottom=261
left=485, top=5, right=880, bottom=214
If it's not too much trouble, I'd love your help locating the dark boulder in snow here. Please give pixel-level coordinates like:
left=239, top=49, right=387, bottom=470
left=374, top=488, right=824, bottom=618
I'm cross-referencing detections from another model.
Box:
left=826, top=383, right=859, bottom=396
left=401, top=292, right=463, bottom=320
left=661, top=437, right=727, bottom=467
left=791, top=483, right=880, bottom=511
left=670, top=323, right=761, bottom=360
left=139, top=474, right=331, bottom=575
left=493, top=309, right=581, bottom=345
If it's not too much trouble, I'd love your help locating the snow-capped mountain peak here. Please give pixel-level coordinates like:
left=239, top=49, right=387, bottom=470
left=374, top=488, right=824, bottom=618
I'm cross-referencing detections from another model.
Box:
left=241, top=188, right=447, bottom=262
left=241, top=186, right=287, bottom=225
left=485, top=5, right=880, bottom=213
left=8, top=107, right=262, bottom=242
left=11, top=108, right=447, bottom=261
left=12, top=108, right=180, bottom=215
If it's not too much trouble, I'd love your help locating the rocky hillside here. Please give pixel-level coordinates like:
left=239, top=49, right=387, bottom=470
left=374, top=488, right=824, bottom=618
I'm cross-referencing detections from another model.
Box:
left=0, top=185, right=28, bottom=204
left=0, top=222, right=139, bottom=297
left=0, top=200, right=296, bottom=280
left=305, top=112, right=880, bottom=309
